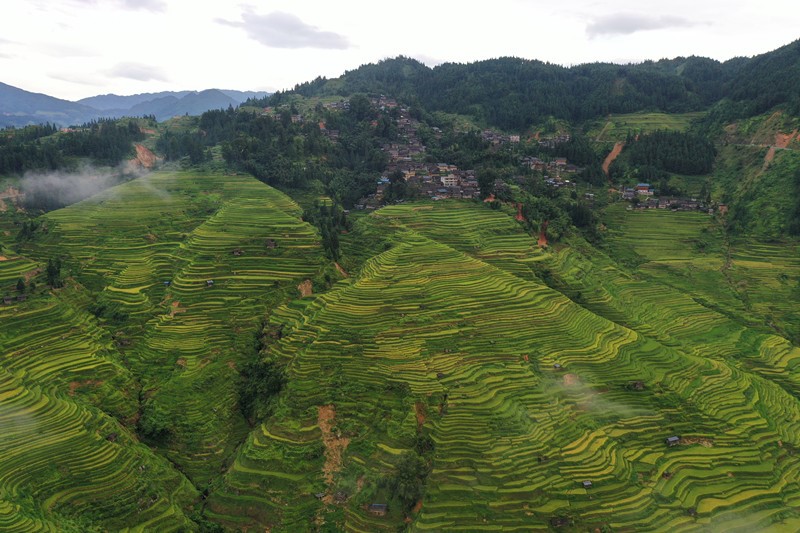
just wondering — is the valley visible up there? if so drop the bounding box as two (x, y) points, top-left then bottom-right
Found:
(1, 38), (800, 532)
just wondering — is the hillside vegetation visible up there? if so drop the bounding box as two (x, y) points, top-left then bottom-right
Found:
(1, 38), (799, 532)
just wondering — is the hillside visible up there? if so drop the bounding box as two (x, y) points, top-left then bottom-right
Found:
(1, 171), (326, 530)
(3, 180), (799, 530)
(1, 38), (799, 532)
(274, 40), (800, 131)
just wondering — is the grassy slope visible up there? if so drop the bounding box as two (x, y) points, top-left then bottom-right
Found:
(208, 200), (800, 531)
(587, 112), (705, 143)
(3, 173), (799, 531)
(0, 171), (326, 530)
(601, 203), (800, 342)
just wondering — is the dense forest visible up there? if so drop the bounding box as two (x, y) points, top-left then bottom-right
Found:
(0, 119), (145, 175)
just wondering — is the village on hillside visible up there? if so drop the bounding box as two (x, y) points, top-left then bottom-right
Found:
(263, 96), (726, 215)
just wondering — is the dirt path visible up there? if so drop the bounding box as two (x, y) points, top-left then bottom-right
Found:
(602, 142), (624, 176)
(763, 146), (777, 169)
(334, 262), (349, 278)
(595, 119), (611, 142)
(318, 405), (350, 504)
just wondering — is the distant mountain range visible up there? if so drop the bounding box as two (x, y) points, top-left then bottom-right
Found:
(0, 84), (270, 127)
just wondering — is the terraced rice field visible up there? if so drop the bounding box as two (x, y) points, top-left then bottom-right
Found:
(604, 205), (800, 341)
(376, 201), (545, 278)
(207, 202), (800, 531)
(0, 289), (199, 531)
(0, 171), (325, 529)
(3, 186), (800, 530)
(727, 240), (800, 341)
(591, 112), (706, 142)
(0, 250), (36, 289)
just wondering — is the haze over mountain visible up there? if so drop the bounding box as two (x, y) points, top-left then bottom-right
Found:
(0, 85), (271, 127)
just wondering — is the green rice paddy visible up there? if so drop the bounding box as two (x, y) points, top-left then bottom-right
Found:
(590, 112), (705, 143)
(2, 179), (799, 531)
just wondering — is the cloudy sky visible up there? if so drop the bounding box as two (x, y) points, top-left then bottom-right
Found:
(2, 0), (798, 101)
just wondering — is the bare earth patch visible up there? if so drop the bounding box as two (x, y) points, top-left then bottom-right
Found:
(176, 358), (187, 368)
(298, 279), (313, 298)
(334, 262), (349, 278)
(24, 268), (41, 283)
(68, 380), (103, 396)
(680, 437), (714, 448)
(538, 220), (549, 248)
(764, 146), (777, 168)
(415, 402), (427, 430)
(775, 130), (797, 149)
(318, 404), (350, 504)
(602, 142), (624, 175)
(169, 300), (187, 317)
(134, 144), (158, 168)
(0, 256), (7, 261)
(563, 373), (581, 387)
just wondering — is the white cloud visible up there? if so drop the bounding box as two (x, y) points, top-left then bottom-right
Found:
(217, 9), (351, 50)
(587, 13), (705, 38)
(105, 62), (168, 82)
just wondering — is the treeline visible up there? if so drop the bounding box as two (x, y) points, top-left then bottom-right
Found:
(0, 119), (145, 175)
(274, 39), (800, 131)
(0, 124), (62, 174)
(275, 55), (755, 131)
(57, 119), (145, 165)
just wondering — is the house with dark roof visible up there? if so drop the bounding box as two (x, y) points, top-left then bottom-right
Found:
(368, 503), (388, 516)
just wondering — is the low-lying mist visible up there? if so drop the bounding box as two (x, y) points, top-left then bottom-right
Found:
(20, 163), (150, 211)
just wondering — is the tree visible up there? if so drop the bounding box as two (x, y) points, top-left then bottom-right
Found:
(476, 168), (498, 199)
(388, 452), (429, 511)
(137, 402), (172, 443)
(46, 258), (63, 288)
(15, 278), (25, 293)
(238, 360), (286, 421)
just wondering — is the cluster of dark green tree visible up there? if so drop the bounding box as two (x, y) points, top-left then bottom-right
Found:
(267, 39), (800, 131)
(265, 54), (759, 131)
(0, 119), (145, 175)
(0, 124), (62, 174)
(623, 130), (716, 175)
(515, 179), (601, 243)
(155, 130), (209, 165)
(158, 96), (395, 207)
(302, 202), (350, 261)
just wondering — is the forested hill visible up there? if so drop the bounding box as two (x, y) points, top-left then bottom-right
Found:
(268, 39), (800, 131)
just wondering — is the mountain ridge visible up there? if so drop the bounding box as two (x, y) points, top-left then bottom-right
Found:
(0, 84), (271, 127)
